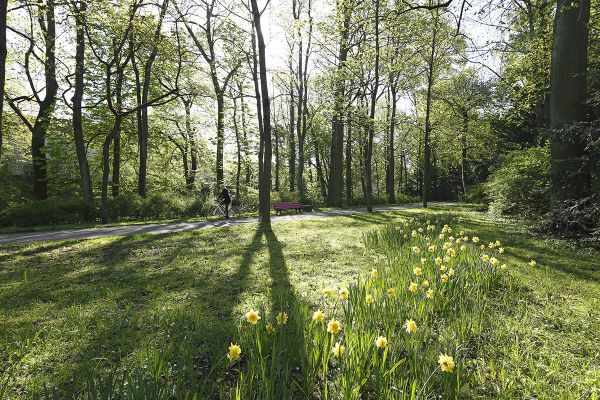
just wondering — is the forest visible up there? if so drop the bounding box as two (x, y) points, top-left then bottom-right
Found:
(0, 0), (596, 236)
(0, 1), (599, 398)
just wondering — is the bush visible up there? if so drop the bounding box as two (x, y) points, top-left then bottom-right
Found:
(485, 146), (550, 217)
(0, 198), (95, 227)
(460, 183), (489, 206)
(541, 194), (600, 248)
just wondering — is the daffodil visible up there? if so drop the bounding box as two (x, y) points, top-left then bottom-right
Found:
(366, 294), (374, 304)
(370, 269), (378, 279)
(332, 342), (345, 358)
(409, 282), (418, 293)
(312, 310), (325, 323)
(435, 257), (443, 266)
(529, 260), (537, 267)
(481, 254), (490, 262)
(438, 354), (455, 373)
(418, 227), (424, 233)
(412, 246), (420, 254)
(276, 312), (288, 325)
(375, 336), (388, 349)
(428, 245), (436, 252)
(421, 257), (427, 264)
(447, 248), (456, 257)
(404, 319), (417, 333)
(412, 230), (417, 237)
(480, 244), (486, 250)
(460, 245), (466, 251)
(448, 268), (455, 276)
(439, 233), (445, 240)
(245, 310), (260, 325)
(441, 274), (449, 283)
(266, 322), (275, 334)
(387, 288), (396, 298)
(472, 236), (480, 243)
(500, 263), (508, 270)
(324, 288), (335, 298)
(488, 242), (495, 249)
(459, 231), (465, 236)
(421, 280), (430, 289)
(413, 267), (422, 276)
(498, 247), (505, 254)
(426, 289), (434, 298)
(227, 343), (241, 361)
(490, 257), (500, 267)
(440, 265), (447, 272)
(327, 319), (341, 334)
(339, 287), (349, 300)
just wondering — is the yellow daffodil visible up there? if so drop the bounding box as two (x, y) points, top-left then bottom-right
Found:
(409, 282), (418, 293)
(448, 236), (455, 242)
(426, 289), (434, 298)
(463, 236), (469, 242)
(480, 244), (486, 250)
(266, 322), (275, 334)
(370, 269), (378, 279)
(339, 287), (349, 300)
(490, 257), (500, 267)
(460, 245), (466, 251)
(413, 267), (422, 276)
(481, 254), (490, 262)
(459, 231), (465, 236)
(495, 240), (502, 247)
(448, 268), (455, 276)
(500, 263), (508, 270)
(439, 233), (445, 240)
(332, 342), (345, 358)
(366, 294), (374, 304)
(438, 354), (455, 373)
(422, 280), (430, 289)
(387, 288), (396, 298)
(276, 312), (288, 325)
(498, 247), (505, 254)
(412, 230), (417, 237)
(441, 274), (449, 283)
(421, 257), (427, 264)
(375, 336), (388, 349)
(324, 288), (335, 298)
(245, 310), (260, 325)
(529, 260), (537, 267)
(488, 242), (495, 248)
(428, 245), (436, 252)
(227, 343), (241, 361)
(440, 265), (447, 272)
(472, 236), (480, 243)
(312, 310), (325, 323)
(412, 246), (420, 254)
(327, 319), (341, 334)
(447, 248), (456, 257)
(418, 227), (424, 233)
(435, 257), (443, 266)
(404, 319), (417, 334)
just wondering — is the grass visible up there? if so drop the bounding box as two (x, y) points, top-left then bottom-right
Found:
(0, 206), (598, 398)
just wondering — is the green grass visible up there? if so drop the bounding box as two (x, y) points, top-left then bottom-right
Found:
(0, 207), (598, 398)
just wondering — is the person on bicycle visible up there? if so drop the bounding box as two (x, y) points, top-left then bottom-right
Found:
(216, 185), (231, 219)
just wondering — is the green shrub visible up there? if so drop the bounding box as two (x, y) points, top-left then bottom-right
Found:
(485, 146), (550, 217)
(0, 198), (95, 227)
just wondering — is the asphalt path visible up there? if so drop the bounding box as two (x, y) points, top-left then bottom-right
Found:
(0, 203), (451, 245)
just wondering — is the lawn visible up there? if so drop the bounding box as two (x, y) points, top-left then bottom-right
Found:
(0, 207), (598, 398)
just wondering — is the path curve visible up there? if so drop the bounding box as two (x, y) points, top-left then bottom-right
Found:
(0, 203), (452, 245)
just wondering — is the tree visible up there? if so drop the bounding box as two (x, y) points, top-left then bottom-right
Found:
(0, 0), (7, 163)
(6, 0), (58, 200)
(175, 0), (242, 189)
(549, 0), (591, 206)
(70, 0), (93, 202)
(250, 0), (272, 230)
(327, 0), (351, 207)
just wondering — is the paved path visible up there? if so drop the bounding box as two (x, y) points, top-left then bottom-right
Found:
(0, 203), (450, 245)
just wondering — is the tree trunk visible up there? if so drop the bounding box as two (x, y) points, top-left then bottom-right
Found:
(275, 125), (280, 191)
(32, 0), (58, 200)
(288, 74), (296, 191)
(315, 139), (327, 200)
(461, 112), (468, 195)
(71, 0), (93, 201)
(365, 0), (380, 212)
(184, 98), (197, 192)
(215, 93), (225, 186)
(345, 110), (353, 205)
(138, 0), (169, 197)
(250, 0), (272, 230)
(296, 16), (305, 200)
(0, 0), (8, 163)
(387, 84), (397, 203)
(549, 0), (591, 205)
(327, 0), (350, 208)
(233, 96), (242, 195)
(423, 9), (439, 208)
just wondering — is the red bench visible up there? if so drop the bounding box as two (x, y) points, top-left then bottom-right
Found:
(273, 201), (303, 215)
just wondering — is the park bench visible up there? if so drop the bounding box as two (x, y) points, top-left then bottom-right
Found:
(273, 201), (306, 215)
